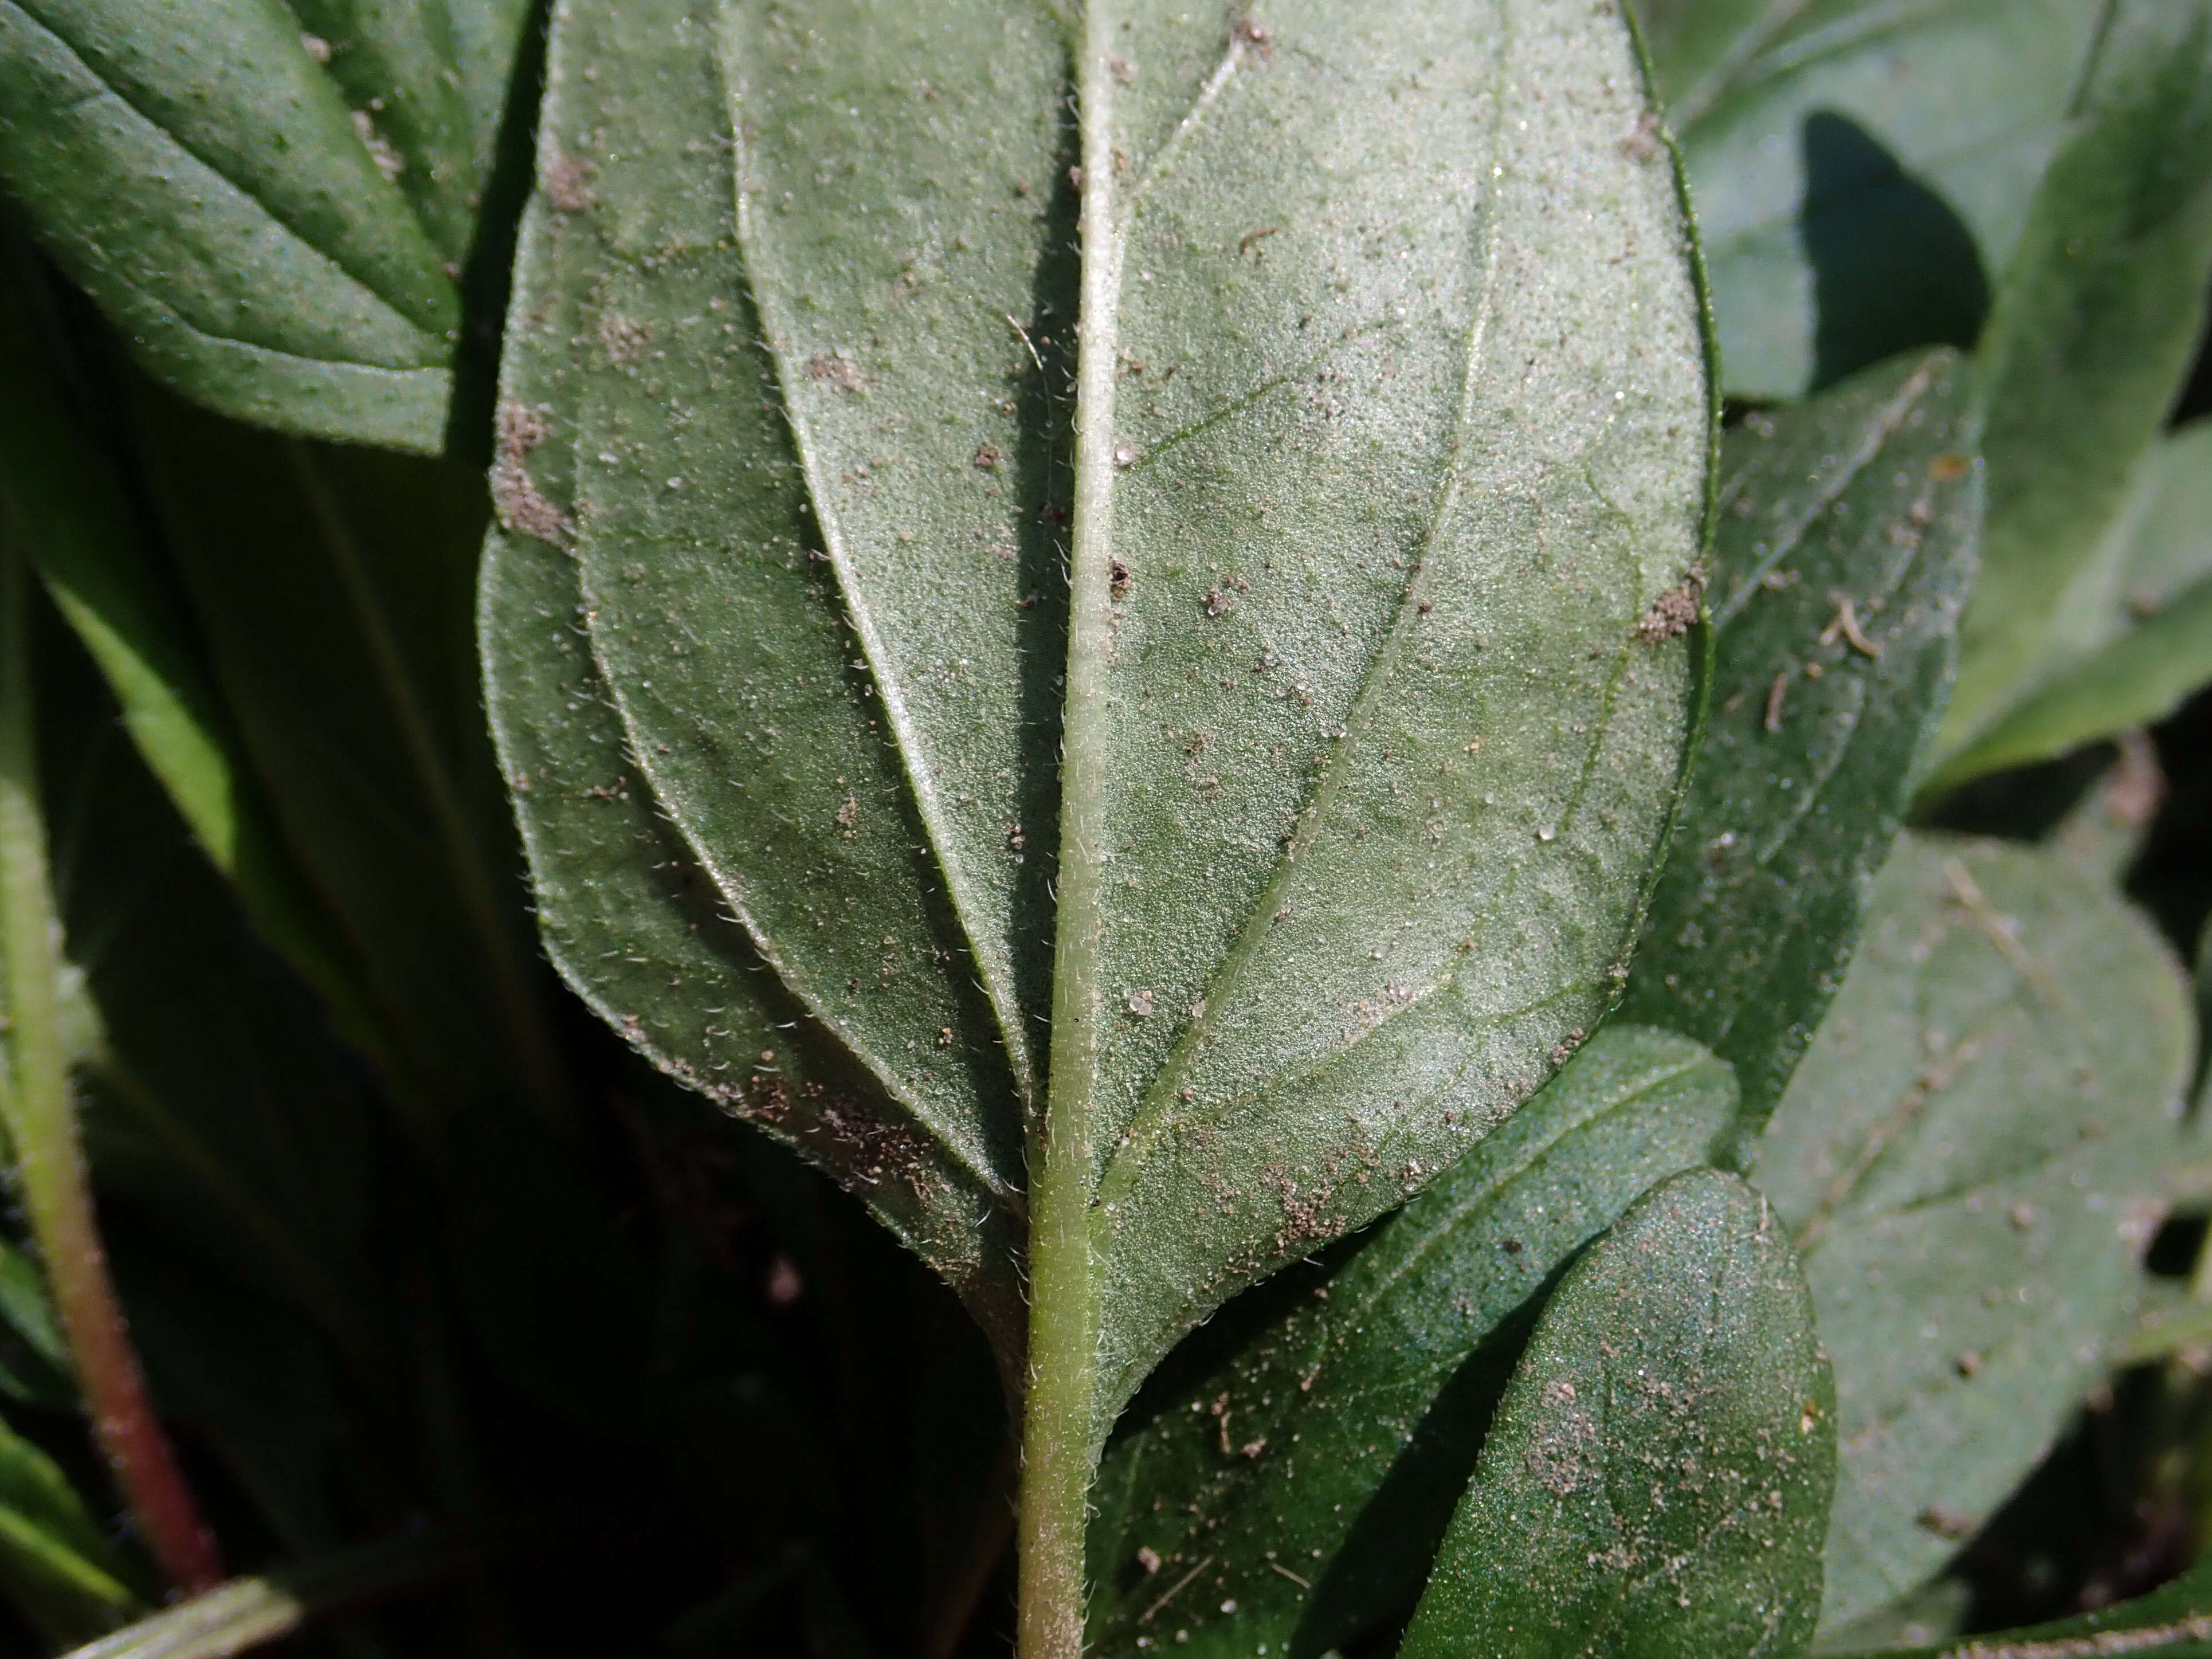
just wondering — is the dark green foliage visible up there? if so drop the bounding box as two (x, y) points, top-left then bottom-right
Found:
(0, 0), (2205, 1655)
(1398, 1169), (1835, 1659)
(1620, 348), (1981, 1129)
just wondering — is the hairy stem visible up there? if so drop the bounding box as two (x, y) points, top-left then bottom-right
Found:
(0, 535), (223, 1594)
(1018, 7), (1124, 1657)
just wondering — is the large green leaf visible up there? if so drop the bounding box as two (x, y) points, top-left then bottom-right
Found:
(1619, 348), (1979, 1129)
(1755, 833), (2194, 1631)
(0, 0), (532, 450)
(1932, 419), (2212, 787)
(1649, 0), (2107, 399)
(1085, 1025), (1739, 1658)
(483, 0), (1709, 1429)
(1935, 0), (2212, 771)
(1397, 1168), (1834, 1659)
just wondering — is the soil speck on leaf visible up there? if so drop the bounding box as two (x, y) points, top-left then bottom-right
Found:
(1634, 573), (1702, 641)
(492, 402), (571, 541)
(542, 150), (597, 212)
(805, 349), (865, 392)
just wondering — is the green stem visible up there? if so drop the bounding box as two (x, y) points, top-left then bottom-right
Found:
(0, 536), (223, 1594)
(1018, 10), (1123, 1657)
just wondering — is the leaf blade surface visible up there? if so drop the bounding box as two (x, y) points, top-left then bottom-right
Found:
(1756, 833), (2193, 1631)
(1397, 1167), (1836, 1659)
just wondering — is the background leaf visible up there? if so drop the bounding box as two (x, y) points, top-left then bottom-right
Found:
(1648, 0), (2107, 399)
(1934, 0), (2212, 771)
(1755, 832), (2195, 1631)
(0, 0), (512, 449)
(1396, 1167), (1835, 1659)
(1620, 347), (1979, 1129)
(1933, 419), (2212, 786)
(1086, 1025), (1740, 1659)
(488, 0), (1709, 1424)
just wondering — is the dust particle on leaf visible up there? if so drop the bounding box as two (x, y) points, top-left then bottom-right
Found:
(541, 150), (597, 213)
(805, 349), (865, 393)
(492, 402), (571, 541)
(973, 442), (1001, 470)
(598, 309), (652, 364)
(1634, 573), (1701, 641)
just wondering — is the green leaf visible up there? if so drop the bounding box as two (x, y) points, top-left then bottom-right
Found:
(1932, 420), (2212, 787)
(0, 0), (459, 448)
(0, 258), (381, 1046)
(485, 0), (1708, 1445)
(1620, 348), (1979, 1129)
(1935, 0), (2212, 771)
(0, 1407), (144, 1646)
(1650, 0), (2107, 399)
(0, 0), (534, 450)
(1755, 832), (2194, 1632)
(1828, 1558), (2212, 1659)
(130, 390), (565, 1121)
(1397, 1168), (1835, 1659)
(1086, 1025), (1742, 1659)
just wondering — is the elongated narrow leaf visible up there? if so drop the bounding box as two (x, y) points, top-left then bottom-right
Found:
(1830, 1558), (2212, 1659)
(1398, 1168), (1835, 1659)
(0, 1408), (143, 1646)
(1935, 0), (2212, 768)
(1648, 0), (2107, 399)
(1086, 1025), (1740, 1658)
(0, 265), (382, 1051)
(0, 0), (531, 450)
(1933, 420), (2212, 786)
(1756, 833), (2193, 1631)
(132, 391), (564, 1121)
(1621, 348), (1978, 1129)
(484, 0), (1709, 1409)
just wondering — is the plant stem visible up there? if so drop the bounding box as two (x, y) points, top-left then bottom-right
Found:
(1018, 7), (1125, 1658)
(0, 534), (223, 1595)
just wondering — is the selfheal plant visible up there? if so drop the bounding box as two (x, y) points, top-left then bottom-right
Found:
(0, 0), (2207, 1653)
(482, 0), (1707, 1644)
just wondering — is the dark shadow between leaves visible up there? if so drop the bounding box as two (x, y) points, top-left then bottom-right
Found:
(1801, 111), (1990, 391)
(1287, 1277), (1565, 1659)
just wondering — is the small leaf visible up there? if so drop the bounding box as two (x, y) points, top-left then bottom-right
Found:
(1649, 0), (2108, 398)
(1932, 421), (2212, 787)
(1755, 832), (2194, 1631)
(1935, 0), (2212, 769)
(1086, 1025), (1740, 1658)
(485, 0), (1710, 1425)
(1620, 348), (1980, 1129)
(1397, 1168), (1835, 1659)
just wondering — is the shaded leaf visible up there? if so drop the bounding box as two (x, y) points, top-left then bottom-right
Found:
(1829, 1556), (2212, 1658)
(1755, 833), (2194, 1631)
(1085, 1024), (1740, 1658)
(1621, 348), (1979, 1129)
(1935, 0), (2212, 771)
(1650, 0), (2107, 398)
(1933, 420), (2212, 786)
(1397, 1168), (1834, 1659)
(0, 1409), (143, 1646)
(132, 391), (564, 1122)
(487, 0), (1708, 1423)
(0, 0), (482, 449)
